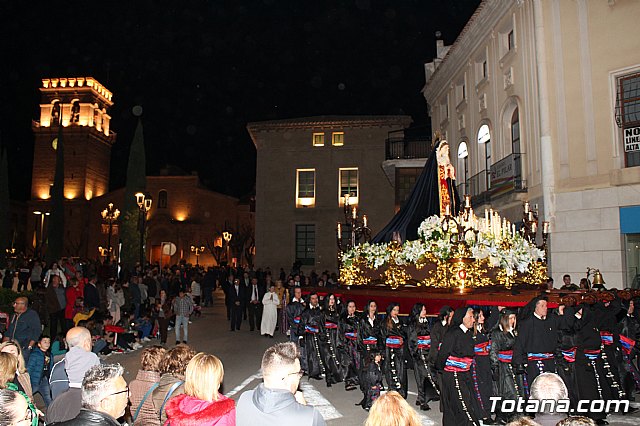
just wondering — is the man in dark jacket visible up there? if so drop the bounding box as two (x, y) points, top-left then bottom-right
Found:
(3, 296), (41, 363)
(237, 342), (325, 426)
(83, 275), (101, 311)
(46, 275), (67, 337)
(229, 278), (246, 331)
(56, 363), (128, 426)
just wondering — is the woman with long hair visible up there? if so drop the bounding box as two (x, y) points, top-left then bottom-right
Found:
(407, 303), (439, 411)
(274, 279), (288, 335)
(320, 293), (344, 387)
(470, 309), (493, 423)
(379, 303), (408, 398)
(0, 342), (33, 400)
(164, 353), (235, 426)
(364, 390), (421, 426)
(489, 309), (522, 424)
(340, 300), (360, 391)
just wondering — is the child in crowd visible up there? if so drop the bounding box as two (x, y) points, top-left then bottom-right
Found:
(358, 352), (385, 411)
(26, 335), (53, 407)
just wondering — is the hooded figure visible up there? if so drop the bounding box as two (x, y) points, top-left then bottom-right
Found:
(436, 307), (481, 426)
(407, 303), (439, 410)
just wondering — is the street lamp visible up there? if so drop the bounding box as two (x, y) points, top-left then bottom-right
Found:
(190, 245), (206, 266)
(135, 192), (152, 268)
(101, 203), (120, 263)
(98, 246), (111, 259)
(222, 231), (232, 263)
(32, 211), (50, 257)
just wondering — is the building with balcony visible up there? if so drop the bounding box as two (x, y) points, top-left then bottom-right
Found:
(422, 0), (640, 288)
(248, 115), (413, 273)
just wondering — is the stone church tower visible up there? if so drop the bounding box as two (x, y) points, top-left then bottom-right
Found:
(29, 77), (117, 257)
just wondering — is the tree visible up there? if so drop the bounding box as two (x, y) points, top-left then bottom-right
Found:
(0, 142), (9, 268)
(119, 118), (147, 271)
(46, 124), (65, 264)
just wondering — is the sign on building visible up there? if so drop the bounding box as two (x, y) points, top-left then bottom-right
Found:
(624, 126), (640, 152)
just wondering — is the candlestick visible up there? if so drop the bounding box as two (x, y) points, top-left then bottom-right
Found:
(352, 207), (357, 219)
(485, 208), (489, 223)
(445, 204), (450, 216)
(524, 201), (530, 214)
(543, 221), (549, 234)
(528, 211), (533, 221)
(363, 215), (368, 228)
(512, 224), (516, 237)
(464, 195), (471, 208)
(337, 222), (341, 239)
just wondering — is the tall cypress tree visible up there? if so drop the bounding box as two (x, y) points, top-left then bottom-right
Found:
(0, 142), (9, 269)
(119, 118), (147, 271)
(46, 124), (65, 264)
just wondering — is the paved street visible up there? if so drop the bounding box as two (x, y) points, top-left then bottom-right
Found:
(110, 290), (640, 426)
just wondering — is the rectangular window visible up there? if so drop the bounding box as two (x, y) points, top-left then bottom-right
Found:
(295, 224), (315, 266)
(296, 169), (315, 207)
(395, 168), (422, 210)
(617, 72), (640, 167)
(339, 168), (358, 204)
(312, 133), (325, 146)
(332, 132), (344, 146)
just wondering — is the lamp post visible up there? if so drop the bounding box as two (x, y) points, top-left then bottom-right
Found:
(135, 192), (152, 268)
(98, 246), (111, 259)
(222, 231), (232, 263)
(101, 203), (120, 263)
(33, 211), (50, 257)
(191, 245), (206, 266)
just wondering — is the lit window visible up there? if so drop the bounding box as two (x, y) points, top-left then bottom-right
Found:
(332, 132), (344, 146)
(339, 168), (358, 205)
(296, 169), (316, 208)
(312, 133), (325, 146)
(295, 224), (315, 266)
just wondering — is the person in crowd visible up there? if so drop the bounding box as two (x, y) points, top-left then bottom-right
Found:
(246, 277), (264, 332)
(3, 297), (41, 364)
(172, 289), (194, 345)
(560, 274), (578, 291)
(46, 275), (67, 338)
(357, 351), (384, 411)
(573, 304), (612, 425)
(592, 295), (625, 401)
(84, 275), (101, 311)
(47, 327), (101, 423)
(489, 308), (522, 424)
(201, 267), (216, 307)
(26, 334), (53, 407)
(505, 418), (542, 426)
(340, 300), (360, 392)
(320, 293), (343, 387)
(407, 303), (438, 411)
(229, 278), (245, 332)
(528, 372), (569, 426)
(51, 333), (68, 360)
(513, 297), (565, 384)
(436, 307), (481, 426)
(299, 292), (326, 380)
(274, 279), (288, 335)
(106, 280), (121, 325)
(556, 417), (596, 426)
(130, 275), (143, 319)
(261, 283), (279, 338)
(428, 305), (453, 398)
(0, 342), (33, 400)
(156, 289), (172, 345)
(236, 342), (325, 426)
(286, 287), (305, 341)
(364, 390), (421, 426)
(164, 353), (235, 426)
(152, 344), (196, 424)
(0, 388), (39, 426)
(379, 303), (407, 398)
(30, 260), (43, 289)
(44, 262), (67, 287)
(221, 274), (233, 321)
(64, 279), (83, 331)
(358, 300), (381, 364)
(55, 363), (129, 426)
(617, 297), (640, 400)
(471, 308), (494, 423)
(129, 346), (167, 426)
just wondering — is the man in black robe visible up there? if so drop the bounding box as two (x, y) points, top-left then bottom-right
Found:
(299, 293), (326, 380)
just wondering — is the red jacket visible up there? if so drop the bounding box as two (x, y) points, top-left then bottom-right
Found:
(65, 286), (83, 319)
(164, 394), (235, 426)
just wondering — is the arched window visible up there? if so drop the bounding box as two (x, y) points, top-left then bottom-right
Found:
(51, 101), (61, 125)
(477, 124), (491, 191)
(158, 190), (168, 209)
(457, 141), (469, 195)
(71, 100), (80, 124)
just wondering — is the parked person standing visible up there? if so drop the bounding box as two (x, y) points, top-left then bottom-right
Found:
(46, 275), (67, 337)
(261, 284), (279, 338)
(172, 289), (194, 345)
(247, 277), (264, 332)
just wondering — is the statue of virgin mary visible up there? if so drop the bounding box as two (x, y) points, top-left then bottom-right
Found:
(372, 137), (460, 243)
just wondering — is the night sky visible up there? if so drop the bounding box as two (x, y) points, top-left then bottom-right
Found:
(0, 0), (480, 201)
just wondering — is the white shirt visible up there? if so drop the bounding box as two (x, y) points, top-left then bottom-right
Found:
(460, 324), (469, 333)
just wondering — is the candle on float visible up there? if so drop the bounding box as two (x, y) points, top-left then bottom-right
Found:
(337, 222), (342, 239)
(464, 195), (471, 208)
(485, 208), (489, 223)
(445, 204), (451, 216)
(352, 207), (357, 219)
(363, 215), (368, 228)
(528, 211), (533, 221)
(543, 221), (549, 234)
(524, 201), (530, 214)
(531, 221), (537, 234)
(512, 223), (516, 237)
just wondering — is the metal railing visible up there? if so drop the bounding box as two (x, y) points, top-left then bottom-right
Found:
(385, 137), (431, 160)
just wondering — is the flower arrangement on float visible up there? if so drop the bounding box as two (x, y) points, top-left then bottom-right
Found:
(340, 206), (547, 290)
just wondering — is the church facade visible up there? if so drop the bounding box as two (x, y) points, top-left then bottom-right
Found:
(423, 0), (640, 288)
(28, 77), (253, 267)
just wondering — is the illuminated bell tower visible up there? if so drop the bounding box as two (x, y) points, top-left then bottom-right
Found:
(31, 77), (116, 202)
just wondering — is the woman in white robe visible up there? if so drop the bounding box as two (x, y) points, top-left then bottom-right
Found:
(261, 283), (279, 337)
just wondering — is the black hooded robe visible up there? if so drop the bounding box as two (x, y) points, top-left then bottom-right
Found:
(299, 305), (326, 379)
(380, 317), (408, 398)
(408, 318), (440, 405)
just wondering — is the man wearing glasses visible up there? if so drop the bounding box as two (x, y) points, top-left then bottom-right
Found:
(3, 297), (41, 363)
(237, 342), (326, 426)
(55, 364), (129, 426)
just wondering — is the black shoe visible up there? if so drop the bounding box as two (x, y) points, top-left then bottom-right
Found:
(482, 418), (496, 425)
(269, 335), (274, 338)
(230, 329), (235, 331)
(182, 341), (187, 344)
(175, 341), (180, 345)
(415, 400), (423, 406)
(250, 328), (255, 331)
(420, 403), (431, 411)
(595, 420), (608, 426)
